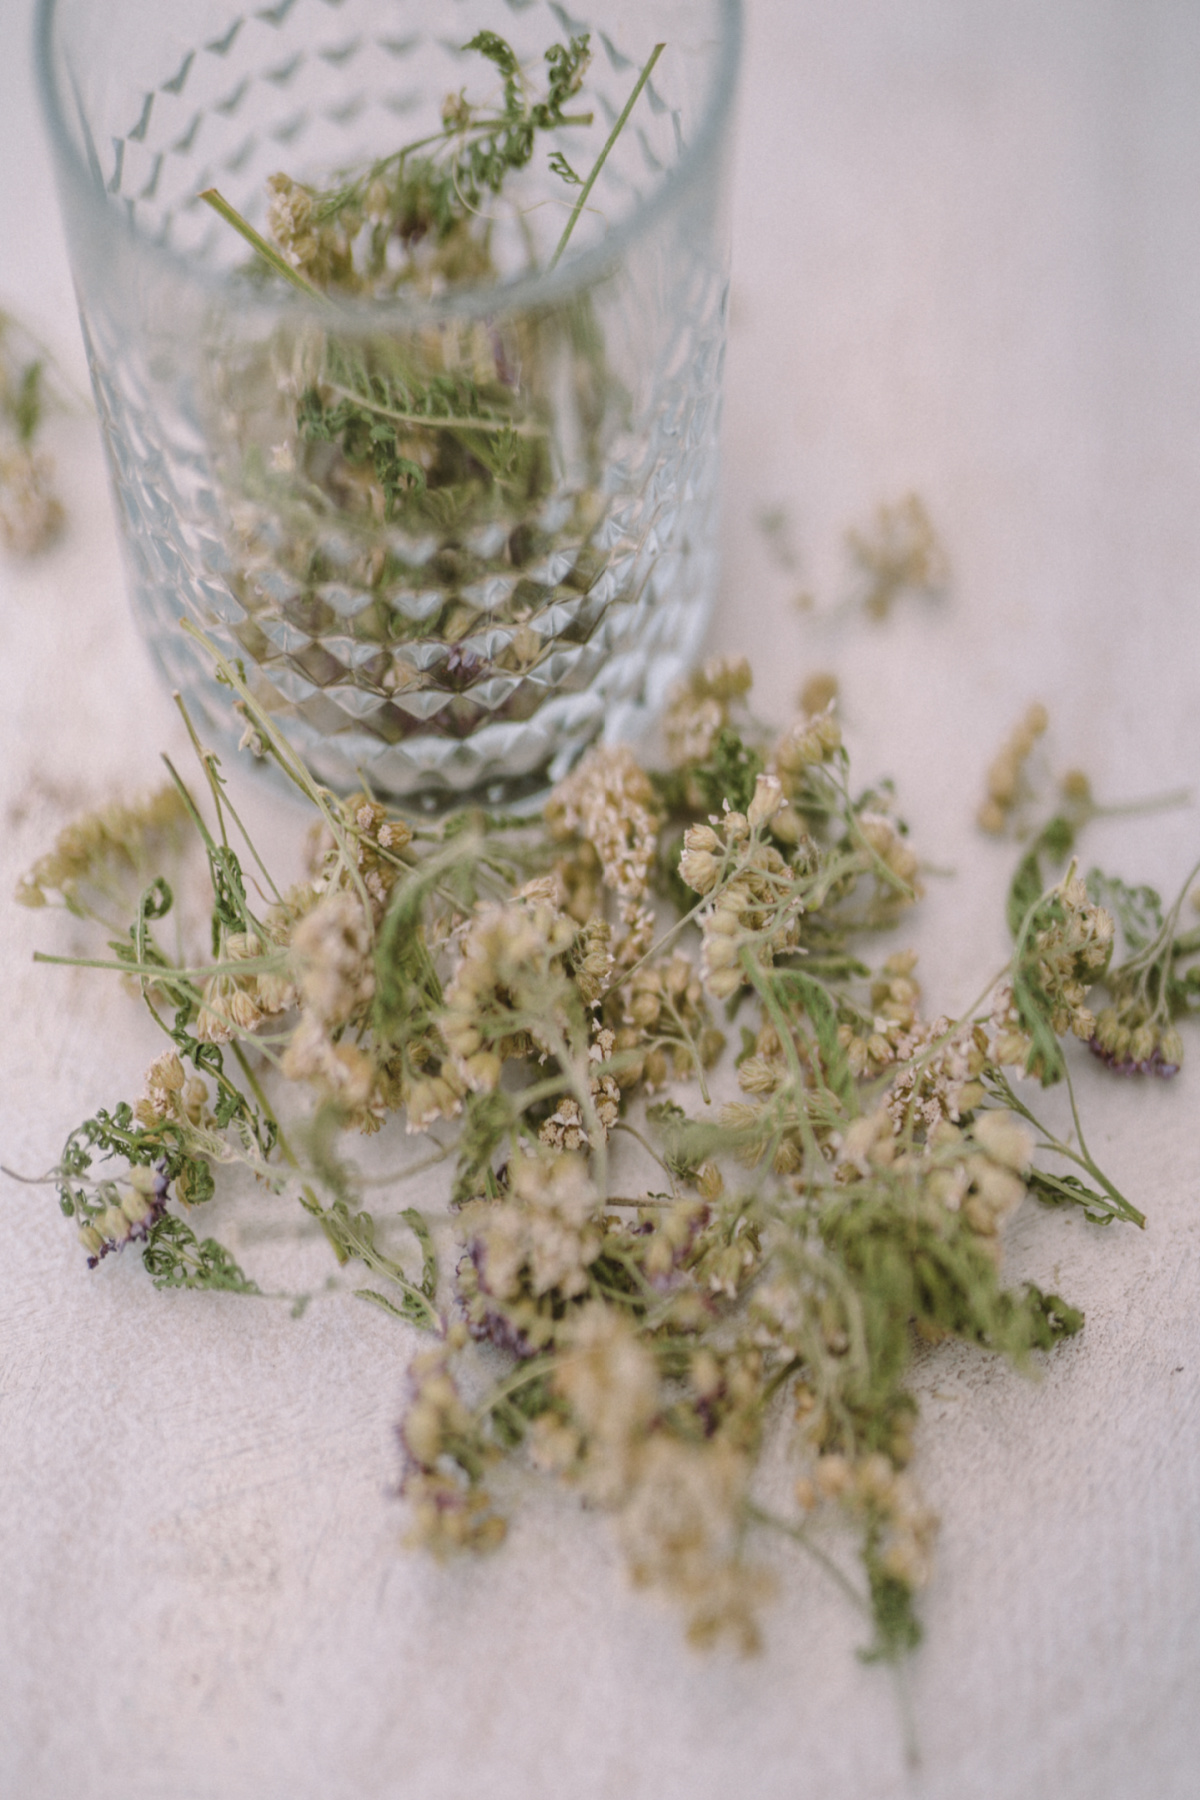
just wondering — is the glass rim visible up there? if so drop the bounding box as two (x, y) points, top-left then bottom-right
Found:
(35, 0), (742, 324)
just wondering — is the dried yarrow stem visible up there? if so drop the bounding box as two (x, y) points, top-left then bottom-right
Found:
(21, 630), (1190, 1686)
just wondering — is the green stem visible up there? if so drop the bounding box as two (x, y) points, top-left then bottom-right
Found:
(473, 1354), (558, 1424)
(745, 1502), (870, 1615)
(988, 1068), (1144, 1228)
(547, 43), (665, 271)
(174, 692), (284, 906)
(199, 188), (329, 302)
(32, 950), (288, 985)
(742, 952), (826, 1177)
(177, 624), (376, 935)
(322, 379), (547, 438)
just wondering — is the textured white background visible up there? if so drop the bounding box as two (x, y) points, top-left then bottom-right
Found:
(3, 2), (1200, 1797)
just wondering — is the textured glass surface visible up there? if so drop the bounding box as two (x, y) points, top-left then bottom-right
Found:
(39, 0), (739, 807)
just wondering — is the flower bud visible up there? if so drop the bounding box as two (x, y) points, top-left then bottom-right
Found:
(228, 988), (263, 1031)
(856, 1453), (896, 1505)
(182, 1077), (209, 1123)
(747, 773), (784, 831)
(101, 1204), (132, 1244)
(118, 1184), (154, 1226)
(815, 1453), (852, 1499)
(402, 1401), (443, 1469)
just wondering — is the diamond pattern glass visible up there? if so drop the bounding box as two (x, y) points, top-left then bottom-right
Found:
(39, 0), (740, 809)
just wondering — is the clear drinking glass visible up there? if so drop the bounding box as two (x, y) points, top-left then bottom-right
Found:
(37, 0), (741, 809)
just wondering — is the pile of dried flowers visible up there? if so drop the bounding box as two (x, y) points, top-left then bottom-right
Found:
(17, 631), (1200, 1676)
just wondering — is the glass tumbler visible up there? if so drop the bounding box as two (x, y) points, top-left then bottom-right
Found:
(37, 0), (741, 809)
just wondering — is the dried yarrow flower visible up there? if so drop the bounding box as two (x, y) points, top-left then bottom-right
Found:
(32, 615), (1158, 1682)
(399, 1337), (506, 1557)
(663, 655), (753, 767)
(15, 785), (187, 908)
(977, 702), (1049, 836)
(440, 886), (578, 1092)
(1027, 870), (1114, 1041)
(290, 889), (375, 1028)
(885, 1015), (986, 1136)
(697, 815), (801, 1001)
(548, 744), (661, 919)
(0, 446), (63, 556)
(618, 1433), (770, 1652)
(846, 492), (948, 620)
(539, 1026), (620, 1151)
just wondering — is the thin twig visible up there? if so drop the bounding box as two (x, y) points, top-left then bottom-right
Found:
(547, 44), (665, 271)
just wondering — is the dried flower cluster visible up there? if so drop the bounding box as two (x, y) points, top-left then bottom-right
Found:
(978, 705), (1199, 1084)
(977, 702), (1049, 835)
(845, 493), (949, 620)
(24, 641), (1191, 1676)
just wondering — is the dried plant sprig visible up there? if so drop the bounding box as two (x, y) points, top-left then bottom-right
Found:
(202, 27), (625, 303)
(977, 702), (1049, 836)
(19, 643), (1178, 1692)
(978, 705), (1194, 1080)
(1085, 855), (1200, 1076)
(0, 308), (74, 556)
(846, 494), (949, 620)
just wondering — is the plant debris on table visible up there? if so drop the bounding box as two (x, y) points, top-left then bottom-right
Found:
(0, 309), (68, 556)
(18, 628), (1198, 1682)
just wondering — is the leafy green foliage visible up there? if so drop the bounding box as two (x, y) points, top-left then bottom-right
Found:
(1006, 814), (1076, 938)
(645, 1099), (706, 1180)
(451, 1090), (515, 1209)
(310, 30), (591, 248)
(652, 728), (766, 818)
(319, 1199), (440, 1329)
(296, 337), (553, 531)
(298, 389), (426, 515)
(769, 969), (856, 1109)
(373, 869), (444, 1052)
(1011, 973), (1066, 1084)
(55, 1105), (214, 1220)
(819, 1180), (1082, 1423)
(699, 729), (766, 815)
(549, 150), (582, 186)
(142, 1213), (259, 1293)
(10, 359), (44, 445)
(860, 1529), (923, 1663)
(1086, 869), (1164, 952)
(1026, 1167), (1144, 1228)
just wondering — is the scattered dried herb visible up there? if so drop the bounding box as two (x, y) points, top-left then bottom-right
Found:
(18, 633), (1178, 1701)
